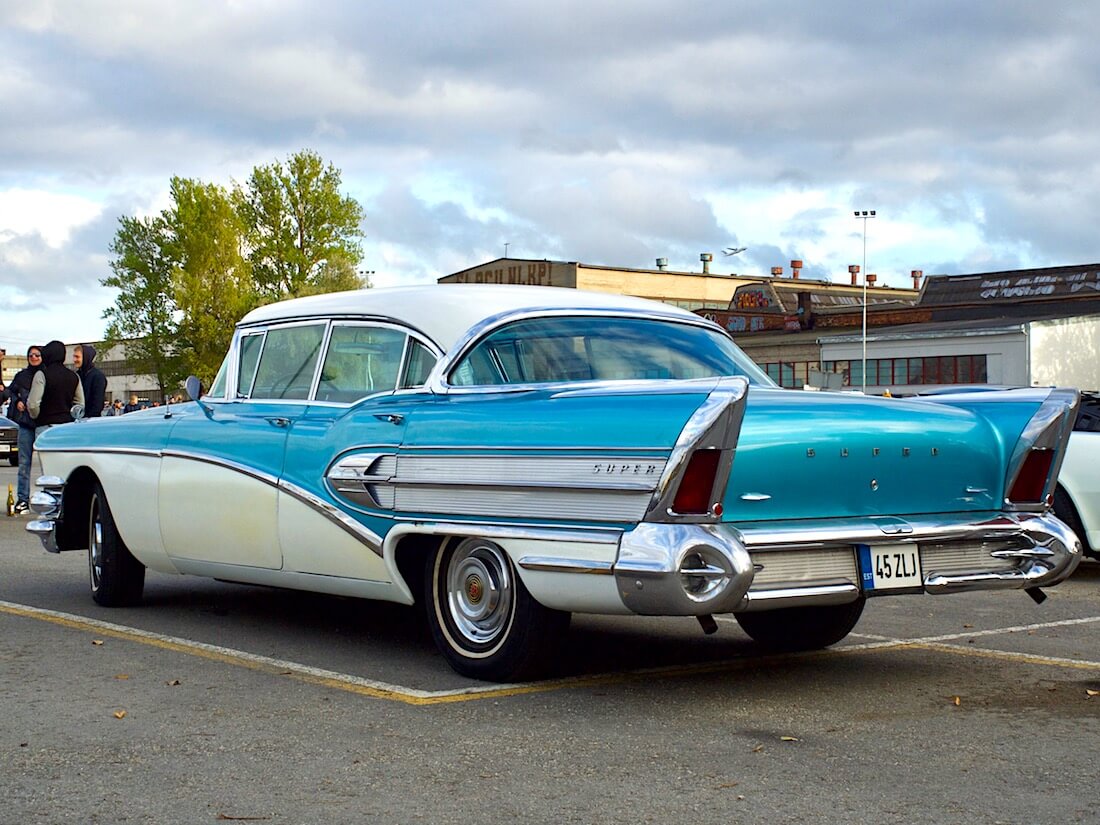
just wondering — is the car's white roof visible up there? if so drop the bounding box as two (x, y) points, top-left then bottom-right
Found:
(238, 284), (703, 352)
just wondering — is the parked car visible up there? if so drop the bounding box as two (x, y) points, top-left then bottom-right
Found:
(1052, 391), (1100, 562)
(27, 285), (1083, 680)
(0, 414), (18, 466)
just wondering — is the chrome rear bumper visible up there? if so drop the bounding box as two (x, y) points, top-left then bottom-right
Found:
(615, 511), (1081, 615)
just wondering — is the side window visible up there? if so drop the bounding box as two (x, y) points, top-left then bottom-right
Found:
(208, 354), (229, 399)
(316, 324), (407, 403)
(237, 333), (264, 398)
(400, 340), (438, 389)
(250, 323), (326, 400)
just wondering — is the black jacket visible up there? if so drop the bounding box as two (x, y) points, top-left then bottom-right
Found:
(77, 344), (107, 418)
(4, 347), (42, 429)
(34, 341), (81, 426)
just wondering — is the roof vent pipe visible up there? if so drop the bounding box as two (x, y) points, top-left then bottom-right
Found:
(771, 266), (783, 277)
(791, 259), (802, 279)
(867, 273), (877, 286)
(848, 264), (860, 286)
(656, 257), (669, 271)
(911, 269), (923, 289)
(700, 253), (713, 274)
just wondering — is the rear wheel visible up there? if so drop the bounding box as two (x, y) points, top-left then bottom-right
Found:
(734, 596), (866, 651)
(1053, 486), (1097, 561)
(89, 481), (145, 606)
(424, 537), (569, 681)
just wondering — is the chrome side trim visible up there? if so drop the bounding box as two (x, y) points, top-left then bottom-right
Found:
(388, 520), (623, 544)
(162, 450), (384, 557)
(327, 451), (668, 523)
(33, 446), (163, 457)
(517, 557), (615, 575)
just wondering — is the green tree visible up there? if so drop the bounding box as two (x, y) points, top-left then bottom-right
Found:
(102, 215), (185, 397)
(236, 149), (367, 300)
(165, 177), (256, 385)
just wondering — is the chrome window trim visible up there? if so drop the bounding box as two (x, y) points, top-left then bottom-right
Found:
(236, 330), (267, 399)
(426, 307), (767, 395)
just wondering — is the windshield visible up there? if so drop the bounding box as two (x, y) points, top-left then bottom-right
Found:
(449, 316), (773, 387)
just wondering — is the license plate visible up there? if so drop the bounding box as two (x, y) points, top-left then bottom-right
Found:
(858, 544), (922, 592)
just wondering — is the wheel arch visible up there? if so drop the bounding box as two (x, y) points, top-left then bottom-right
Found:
(56, 466), (98, 551)
(1053, 482), (1095, 558)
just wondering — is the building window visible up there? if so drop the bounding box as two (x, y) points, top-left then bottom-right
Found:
(825, 355), (988, 388)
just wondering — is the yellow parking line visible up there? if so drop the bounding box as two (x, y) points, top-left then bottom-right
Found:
(3, 599), (1098, 704)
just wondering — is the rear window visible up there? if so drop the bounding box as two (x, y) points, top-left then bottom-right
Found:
(449, 316), (772, 387)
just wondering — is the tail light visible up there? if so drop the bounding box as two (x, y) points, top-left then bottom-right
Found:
(672, 449), (722, 515)
(1007, 448), (1054, 504)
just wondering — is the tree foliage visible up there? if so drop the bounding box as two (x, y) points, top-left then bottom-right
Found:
(101, 151), (368, 390)
(165, 177), (257, 386)
(102, 215), (185, 396)
(236, 149), (367, 301)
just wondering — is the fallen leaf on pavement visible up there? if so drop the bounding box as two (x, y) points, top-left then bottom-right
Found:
(952, 696), (962, 706)
(780, 736), (800, 742)
(166, 679), (181, 686)
(114, 674), (129, 680)
(1087, 689), (1099, 698)
(113, 710), (126, 719)
(91, 640), (104, 646)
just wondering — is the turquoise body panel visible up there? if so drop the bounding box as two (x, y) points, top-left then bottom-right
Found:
(36, 386), (1048, 537)
(724, 389), (1039, 521)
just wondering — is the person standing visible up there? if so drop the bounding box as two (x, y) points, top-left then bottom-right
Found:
(28, 340), (84, 430)
(123, 394), (141, 413)
(73, 344), (107, 418)
(2, 346), (43, 513)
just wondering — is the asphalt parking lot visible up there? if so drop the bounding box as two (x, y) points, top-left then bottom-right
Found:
(1, 462), (1098, 824)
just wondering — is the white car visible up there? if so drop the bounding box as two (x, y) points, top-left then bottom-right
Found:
(1053, 392), (1100, 562)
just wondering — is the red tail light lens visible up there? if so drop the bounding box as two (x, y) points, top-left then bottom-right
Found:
(672, 449), (721, 514)
(1008, 449), (1054, 503)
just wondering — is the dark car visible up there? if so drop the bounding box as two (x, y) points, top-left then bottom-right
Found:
(0, 415), (18, 466)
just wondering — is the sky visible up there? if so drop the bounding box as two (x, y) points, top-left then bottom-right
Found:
(2, 0), (1098, 351)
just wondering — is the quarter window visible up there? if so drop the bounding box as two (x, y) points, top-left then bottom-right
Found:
(237, 332), (264, 398)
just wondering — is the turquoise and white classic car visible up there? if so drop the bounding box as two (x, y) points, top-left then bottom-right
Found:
(28, 285), (1082, 680)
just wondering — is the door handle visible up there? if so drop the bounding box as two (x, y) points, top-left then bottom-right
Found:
(373, 413), (405, 425)
(266, 417), (291, 428)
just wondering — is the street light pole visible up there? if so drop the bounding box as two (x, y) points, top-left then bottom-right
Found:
(853, 210), (876, 393)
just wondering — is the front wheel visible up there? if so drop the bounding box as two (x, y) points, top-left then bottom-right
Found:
(734, 596), (866, 652)
(7, 454), (16, 466)
(424, 537), (569, 681)
(89, 481), (145, 606)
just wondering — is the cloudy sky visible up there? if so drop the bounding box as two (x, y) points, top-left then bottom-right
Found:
(2, 0), (1098, 350)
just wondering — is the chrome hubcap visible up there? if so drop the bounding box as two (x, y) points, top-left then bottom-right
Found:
(89, 497), (103, 591)
(445, 541), (513, 646)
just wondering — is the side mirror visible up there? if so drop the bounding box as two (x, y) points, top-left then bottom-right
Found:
(185, 376), (204, 401)
(71, 403), (85, 422)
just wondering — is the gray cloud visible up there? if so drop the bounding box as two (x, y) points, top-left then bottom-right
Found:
(1, 0), (1098, 342)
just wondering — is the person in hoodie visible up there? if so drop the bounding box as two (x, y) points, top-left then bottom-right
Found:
(0, 345), (44, 513)
(73, 344), (107, 418)
(28, 340), (84, 432)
